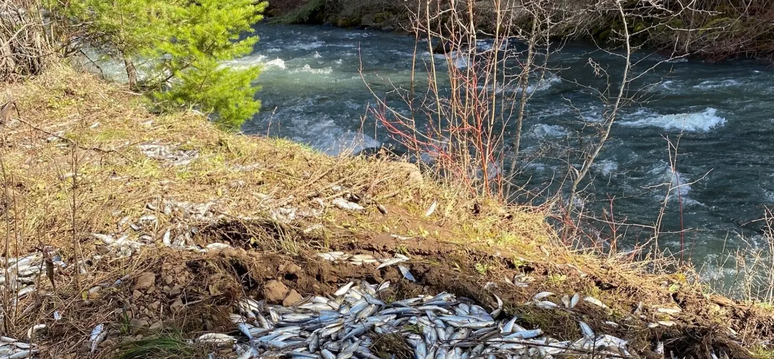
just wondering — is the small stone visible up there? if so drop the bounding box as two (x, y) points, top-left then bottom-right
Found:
(149, 321), (164, 330)
(163, 275), (174, 285)
(149, 301), (161, 311)
(129, 319), (148, 329)
(264, 280), (289, 303)
(171, 297), (185, 312)
(133, 290), (143, 299)
(169, 285), (182, 296)
(134, 272), (156, 291)
(283, 290), (303, 307)
(393, 162), (422, 185)
(283, 263), (302, 275)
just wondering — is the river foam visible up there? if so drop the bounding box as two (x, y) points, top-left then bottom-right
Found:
(621, 107), (726, 132)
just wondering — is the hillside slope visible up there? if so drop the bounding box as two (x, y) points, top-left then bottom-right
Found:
(0, 65), (771, 358)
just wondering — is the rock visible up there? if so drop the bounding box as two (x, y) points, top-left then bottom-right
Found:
(134, 272), (156, 291)
(264, 280), (289, 303)
(129, 318), (149, 329)
(393, 162), (423, 185)
(149, 321), (164, 330)
(282, 263), (302, 274)
(163, 275), (174, 285)
(283, 290), (303, 307)
(133, 290), (143, 299)
(361, 14), (378, 28)
(149, 301), (161, 311)
(171, 297), (185, 312)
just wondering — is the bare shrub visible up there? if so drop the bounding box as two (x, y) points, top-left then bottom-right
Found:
(0, 0), (51, 81)
(363, 0), (556, 200)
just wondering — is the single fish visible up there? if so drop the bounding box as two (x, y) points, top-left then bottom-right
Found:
(536, 301), (559, 309)
(532, 292), (554, 301)
(579, 321), (594, 340)
(90, 324), (106, 353)
(425, 201), (438, 217)
(376, 256), (409, 270)
(490, 294), (503, 318)
(583, 296), (609, 309)
(505, 329), (542, 339)
(570, 293), (580, 308)
(334, 282), (355, 296)
(398, 265), (416, 282)
(196, 333), (237, 344)
(501, 316), (517, 333)
(237, 322), (253, 339)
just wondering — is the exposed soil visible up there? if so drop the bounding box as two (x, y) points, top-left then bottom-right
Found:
(33, 219), (767, 358)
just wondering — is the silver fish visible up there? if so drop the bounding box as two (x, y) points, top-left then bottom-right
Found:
(238, 322), (253, 339)
(501, 317), (517, 333)
(579, 321), (594, 340)
(196, 333), (237, 344)
(532, 292), (554, 301)
(425, 201), (438, 217)
(89, 324), (106, 353)
(490, 294), (503, 318)
(376, 256), (409, 270)
(322, 349), (336, 359)
(398, 265), (416, 282)
(570, 293), (580, 308)
(583, 296), (609, 309)
(334, 282), (355, 296)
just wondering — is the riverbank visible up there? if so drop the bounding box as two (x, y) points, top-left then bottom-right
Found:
(266, 0), (774, 62)
(0, 65), (772, 358)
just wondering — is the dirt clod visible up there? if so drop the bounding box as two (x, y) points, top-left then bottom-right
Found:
(283, 289), (303, 307)
(264, 280), (289, 303)
(171, 297), (185, 312)
(283, 263), (302, 275)
(134, 272), (156, 291)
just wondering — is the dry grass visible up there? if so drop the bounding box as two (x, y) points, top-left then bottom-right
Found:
(0, 64), (549, 255)
(1, 64), (773, 357)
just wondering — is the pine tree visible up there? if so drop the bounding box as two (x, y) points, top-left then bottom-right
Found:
(150, 0), (266, 131)
(49, 0), (267, 130)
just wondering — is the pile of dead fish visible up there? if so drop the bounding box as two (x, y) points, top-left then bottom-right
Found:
(0, 253), (60, 359)
(138, 143), (198, 167)
(0, 337), (37, 359)
(91, 199), (234, 257)
(214, 280), (632, 359)
(0, 252), (65, 308)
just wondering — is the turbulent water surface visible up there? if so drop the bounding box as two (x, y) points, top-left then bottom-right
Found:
(87, 24), (774, 280)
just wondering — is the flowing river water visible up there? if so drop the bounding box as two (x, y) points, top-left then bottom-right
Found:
(85, 24), (774, 286)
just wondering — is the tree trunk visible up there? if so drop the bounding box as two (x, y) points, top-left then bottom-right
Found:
(123, 55), (138, 90)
